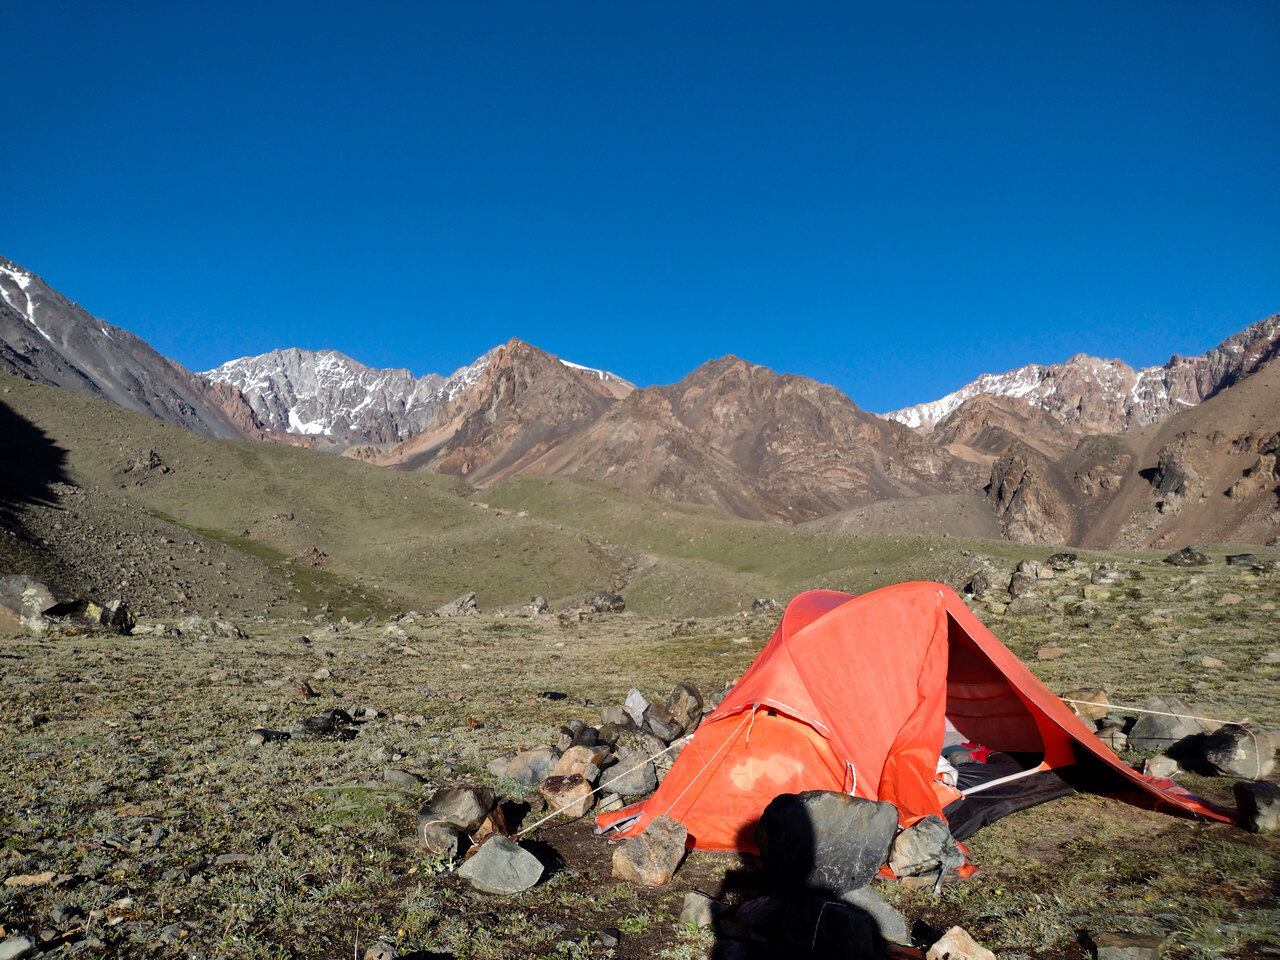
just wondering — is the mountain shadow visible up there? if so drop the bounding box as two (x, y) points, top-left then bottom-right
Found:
(0, 398), (70, 534)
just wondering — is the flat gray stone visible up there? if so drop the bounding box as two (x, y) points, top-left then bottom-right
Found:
(457, 836), (543, 894)
(1128, 696), (1202, 751)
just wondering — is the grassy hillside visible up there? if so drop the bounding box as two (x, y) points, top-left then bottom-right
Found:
(3, 375), (1268, 620)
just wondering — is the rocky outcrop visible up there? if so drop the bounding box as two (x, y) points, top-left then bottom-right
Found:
(432, 352), (983, 522)
(0, 256), (262, 440)
(887, 313), (1280, 434)
(986, 444), (1072, 543)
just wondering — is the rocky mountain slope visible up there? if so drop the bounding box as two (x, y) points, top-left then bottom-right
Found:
(378, 339), (630, 477)
(204, 347), (488, 444)
(383, 349), (982, 521)
(205, 346), (632, 446)
(0, 256), (265, 439)
(887, 313), (1280, 434)
(983, 357), (1280, 546)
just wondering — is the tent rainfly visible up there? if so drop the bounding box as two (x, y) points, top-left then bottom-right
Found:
(596, 583), (1231, 855)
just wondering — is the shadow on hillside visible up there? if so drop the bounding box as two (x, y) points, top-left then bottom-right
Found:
(0, 399), (70, 533)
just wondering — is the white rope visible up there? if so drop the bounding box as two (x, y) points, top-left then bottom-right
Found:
(515, 734), (689, 837)
(1062, 698), (1249, 728)
(660, 710), (754, 818)
(1063, 698), (1264, 780)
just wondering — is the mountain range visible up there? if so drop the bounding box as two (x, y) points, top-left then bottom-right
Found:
(2, 253), (1276, 547)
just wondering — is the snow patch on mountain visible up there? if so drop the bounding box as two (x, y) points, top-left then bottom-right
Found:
(203, 344), (635, 443)
(0, 261), (55, 344)
(886, 353), (1199, 432)
(884, 313), (1280, 435)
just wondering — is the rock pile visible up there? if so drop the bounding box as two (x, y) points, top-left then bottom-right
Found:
(1071, 688), (1279, 793)
(0, 575), (135, 636)
(487, 680), (707, 826)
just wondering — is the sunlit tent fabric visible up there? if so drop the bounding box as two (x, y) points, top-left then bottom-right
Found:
(596, 583), (1231, 854)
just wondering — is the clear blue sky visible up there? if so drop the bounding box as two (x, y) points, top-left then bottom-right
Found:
(3, 1), (1277, 412)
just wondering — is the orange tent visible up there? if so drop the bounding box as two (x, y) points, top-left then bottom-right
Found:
(596, 583), (1231, 853)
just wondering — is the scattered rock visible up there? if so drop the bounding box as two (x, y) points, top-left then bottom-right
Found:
(1225, 553), (1273, 570)
(757, 792), (898, 896)
(888, 815), (963, 885)
(1162, 545), (1209, 567)
(927, 925), (996, 960)
(383, 769), (422, 789)
(0, 935), (36, 960)
(643, 704), (685, 743)
(435, 592), (479, 617)
(1046, 551), (1078, 571)
(537, 774), (595, 818)
(623, 688), (651, 726)
(606, 731), (663, 796)
(363, 939), (396, 960)
(458, 836), (544, 894)
(247, 727), (291, 746)
(751, 597), (781, 615)
(679, 891), (720, 928)
(416, 807), (469, 858)
(664, 681), (704, 730)
(1063, 688), (1111, 723)
(300, 709), (355, 738)
(0, 576), (51, 628)
(1142, 755), (1179, 778)
(551, 745), (608, 782)
(583, 591), (625, 613)
(523, 594), (550, 615)
(592, 928), (621, 949)
(1006, 594), (1048, 615)
(1127, 696), (1203, 751)
(1008, 570), (1036, 597)
(1233, 780), (1280, 833)
(611, 815), (688, 886)
(496, 746), (560, 787)
(1096, 722), (1128, 752)
(428, 785), (495, 832)
(1087, 930), (1169, 959)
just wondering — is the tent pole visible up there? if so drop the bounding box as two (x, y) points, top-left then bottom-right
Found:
(959, 762), (1051, 797)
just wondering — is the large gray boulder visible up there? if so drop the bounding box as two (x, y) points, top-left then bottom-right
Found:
(435, 592), (479, 617)
(1195, 726), (1276, 779)
(0, 575), (74, 634)
(1127, 696), (1203, 751)
(427, 785), (495, 832)
(756, 792), (898, 897)
(457, 836), (543, 894)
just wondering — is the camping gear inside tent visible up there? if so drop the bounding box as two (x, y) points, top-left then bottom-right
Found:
(596, 583), (1232, 856)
